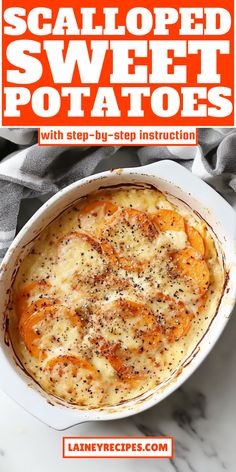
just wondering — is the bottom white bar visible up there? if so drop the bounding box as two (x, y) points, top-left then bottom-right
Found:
(63, 436), (173, 458)
(39, 126), (197, 146)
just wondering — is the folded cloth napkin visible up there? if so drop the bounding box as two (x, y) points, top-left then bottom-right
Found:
(0, 127), (235, 261)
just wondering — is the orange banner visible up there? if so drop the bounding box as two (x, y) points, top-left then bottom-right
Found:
(2, 0), (234, 126)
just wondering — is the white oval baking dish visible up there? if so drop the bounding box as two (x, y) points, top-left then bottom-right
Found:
(0, 159), (235, 430)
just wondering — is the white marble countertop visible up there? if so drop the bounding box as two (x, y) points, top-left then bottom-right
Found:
(1, 150), (235, 472)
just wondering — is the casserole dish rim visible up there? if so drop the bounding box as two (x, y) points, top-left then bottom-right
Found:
(0, 159), (235, 430)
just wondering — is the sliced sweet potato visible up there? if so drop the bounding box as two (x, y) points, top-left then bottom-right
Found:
(153, 209), (185, 232)
(195, 293), (208, 316)
(57, 231), (108, 281)
(170, 247), (210, 295)
(58, 231), (103, 254)
(99, 341), (131, 377)
(96, 338), (144, 381)
(120, 208), (158, 241)
(153, 292), (193, 343)
(15, 280), (51, 319)
(114, 300), (161, 346)
(80, 201), (118, 218)
(19, 297), (59, 327)
(45, 355), (105, 406)
(152, 210), (206, 257)
(19, 301), (83, 359)
(185, 224), (205, 256)
(46, 355), (98, 378)
(78, 201), (119, 237)
(19, 306), (53, 359)
(165, 312), (192, 342)
(100, 208), (158, 272)
(97, 299), (161, 353)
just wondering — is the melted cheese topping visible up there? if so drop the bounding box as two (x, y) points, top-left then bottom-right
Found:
(8, 187), (224, 408)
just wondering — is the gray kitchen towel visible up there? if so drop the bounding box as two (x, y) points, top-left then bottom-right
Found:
(0, 127), (235, 261)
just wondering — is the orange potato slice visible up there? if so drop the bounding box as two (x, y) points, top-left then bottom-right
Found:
(19, 297), (59, 327)
(15, 280), (51, 319)
(58, 231), (103, 254)
(94, 299), (161, 361)
(57, 231), (108, 281)
(185, 224), (205, 256)
(153, 209), (185, 232)
(123, 208), (158, 241)
(112, 299), (161, 349)
(153, 292), (193, 343)
(152, 210), (205, 256)
(19, 300), (83, 359)
(45, 355), (104, 406)
(165, 310), (192, 343)
(78, 201), (119, 235)
(92, 299), (161, 383)
(19, 302), (56, 359)
(46, 355), (98, 377)
(80, 200), (118, 218)
(100, 208), (158, 272)
(170, 247), (210, 295)
(98, 341), (131, 377)
(195, 293), (208, 316)
(96, 338), (145, 381)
